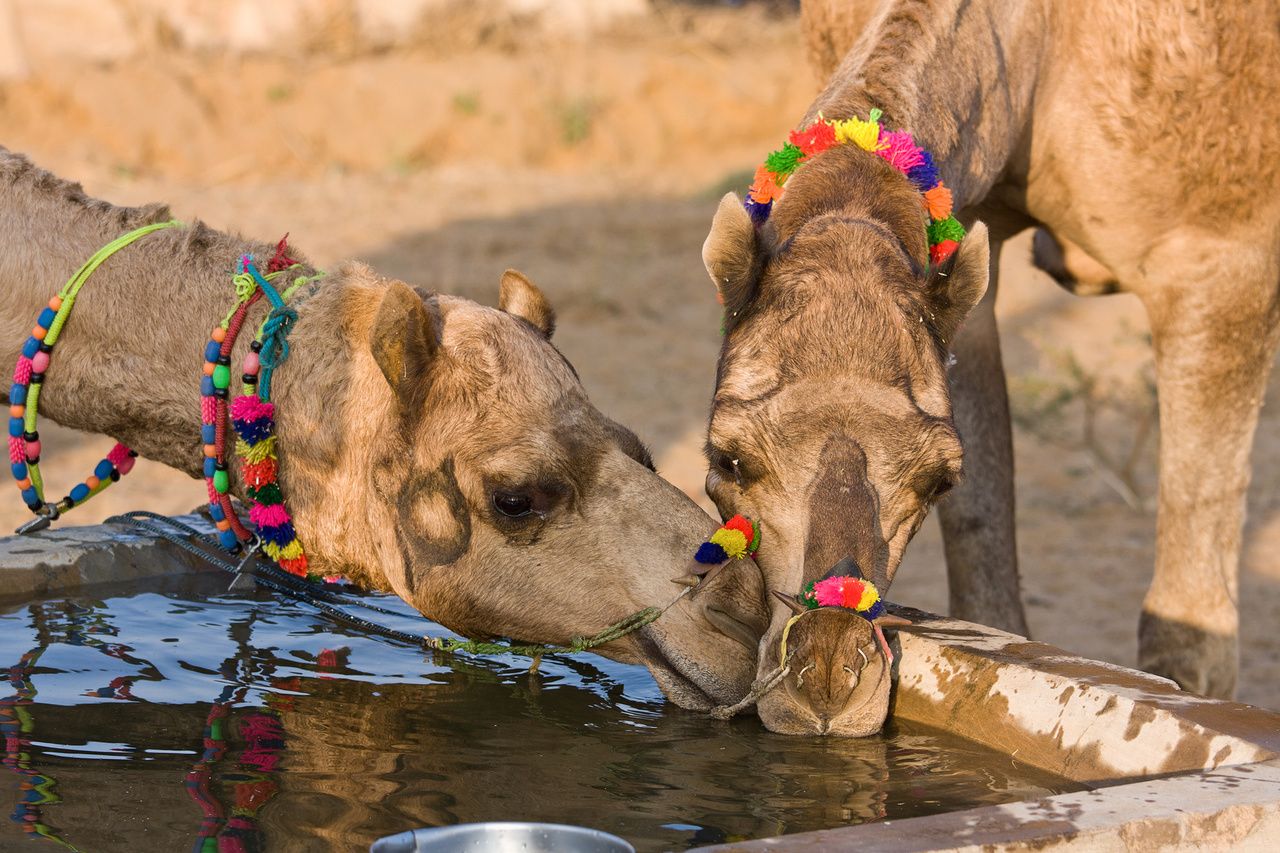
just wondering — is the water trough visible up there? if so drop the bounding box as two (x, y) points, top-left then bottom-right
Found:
(2, 517), (1277, 851)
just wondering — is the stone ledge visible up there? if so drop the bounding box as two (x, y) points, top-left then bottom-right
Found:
(888, 606), (1280, 783)
(0, 513), (216, 601)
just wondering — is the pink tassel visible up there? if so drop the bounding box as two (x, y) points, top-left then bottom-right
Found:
(9, 436), (24, 464)
(201, 396), (217, 424)
(876, 130), (925, 173)
(107, 443), (131, 466)
(231, 395), (274, 423)
(813, 576), (857, 608)
(12, 357), (31, 385)
(249, 502), (291, 528)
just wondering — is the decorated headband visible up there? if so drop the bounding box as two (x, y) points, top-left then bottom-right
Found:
(743, 108), (965, 267)
(695, 514), (760, 564)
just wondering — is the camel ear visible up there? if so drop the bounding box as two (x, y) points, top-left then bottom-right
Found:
(499, 269), (555, 338)
(874, 613), (913, 629)
(926, 220), (989, 345)
(772, 589), (808, 615)
(371, 282), (441, 411)
(703, 192), (762, 322)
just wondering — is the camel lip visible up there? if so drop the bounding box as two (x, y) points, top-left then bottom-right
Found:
(630, 629), (717, 711)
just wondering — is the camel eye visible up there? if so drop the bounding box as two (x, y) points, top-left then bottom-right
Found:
(492, 492), (533, 518)
(709, 449), (745, 487)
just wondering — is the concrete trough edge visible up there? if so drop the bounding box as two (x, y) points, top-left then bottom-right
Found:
(0, 513), (216, 601)
(885, 605), (1280, 783)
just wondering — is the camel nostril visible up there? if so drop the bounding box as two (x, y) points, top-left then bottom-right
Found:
(703, 604), (762, 653)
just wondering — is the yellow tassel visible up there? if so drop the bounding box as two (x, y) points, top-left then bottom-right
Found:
(857, 584), (880, 612)
(235, 437), (277, 464)
(277, 540), (303, 560)
(709, 528), (748, 559)
(832, 117), (884, 152)
(262, 541), (283, 560)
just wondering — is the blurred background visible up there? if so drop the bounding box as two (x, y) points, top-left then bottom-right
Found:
(1, 0), (1276, 708)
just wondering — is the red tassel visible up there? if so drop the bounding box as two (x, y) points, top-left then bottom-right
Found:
(266, 234), (298, 273)
(930, 239), (959, 266)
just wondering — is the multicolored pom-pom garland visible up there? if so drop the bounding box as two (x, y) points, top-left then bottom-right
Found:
(201, 243), (322, 577)
(744, 108), (966, 267)
(8, 220), (181, 529)
(694, 514), (761, 564)
(801, 574), (886, 621)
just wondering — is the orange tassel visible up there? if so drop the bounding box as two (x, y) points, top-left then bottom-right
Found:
(923, 183), (953, 221)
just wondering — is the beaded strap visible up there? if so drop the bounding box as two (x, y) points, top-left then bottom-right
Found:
(9, 220), (182, 529)
(201, 248), (322, 577)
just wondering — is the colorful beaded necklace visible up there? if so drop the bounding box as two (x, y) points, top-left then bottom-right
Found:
(9, 220), (183, 533)
(744, 108), (966, 267)
(200, 244), (322, 577)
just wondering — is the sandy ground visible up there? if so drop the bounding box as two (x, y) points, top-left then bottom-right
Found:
(2, 6), (1276, 710)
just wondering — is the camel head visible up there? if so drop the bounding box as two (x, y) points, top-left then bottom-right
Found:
(277, 265), (770, 711)
(756, 588), (911, 736)
(697, 147), (990, 705)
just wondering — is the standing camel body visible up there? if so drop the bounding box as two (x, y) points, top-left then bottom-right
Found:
(701, 0), (1278, 703)
(0, 148), (771, 711)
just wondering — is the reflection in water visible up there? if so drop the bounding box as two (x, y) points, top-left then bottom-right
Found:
(0, 576), (1079, 851)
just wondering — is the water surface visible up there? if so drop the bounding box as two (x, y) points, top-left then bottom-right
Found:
(1, 575), (1077, 851)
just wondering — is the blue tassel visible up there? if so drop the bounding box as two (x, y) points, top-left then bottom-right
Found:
(258, 522), (296, 546)
(861, 600), (886, 621)
(907, 151), (939, 192)
(232, 417), (274, 444)
(695, 542), (728, 564)
(744, 197), (772, 225)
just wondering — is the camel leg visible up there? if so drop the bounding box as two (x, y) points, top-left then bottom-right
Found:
(937, 230), (1030, 636)
(1138, 273), (1279, 698)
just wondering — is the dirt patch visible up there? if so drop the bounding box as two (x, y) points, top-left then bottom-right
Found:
(2, 5), (1276, 711)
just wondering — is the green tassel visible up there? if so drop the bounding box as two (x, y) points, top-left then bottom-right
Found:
(248, 482), (283, 505)
(926, 215), (966, 244)
(764, 143), (804, 177)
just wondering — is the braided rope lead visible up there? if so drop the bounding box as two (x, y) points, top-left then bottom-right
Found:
(708, 660), (792, 720)
(426, 584), (695, 659)
(424, 605), (664, 658)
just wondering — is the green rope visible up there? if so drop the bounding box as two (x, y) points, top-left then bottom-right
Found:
(425, 605), (664, 658)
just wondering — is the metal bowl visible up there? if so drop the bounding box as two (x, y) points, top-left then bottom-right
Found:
(370, 822), (636, 853)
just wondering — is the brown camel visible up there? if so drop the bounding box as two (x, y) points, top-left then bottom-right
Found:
(701, 0), (1279, 702)
(0, 148), (772, 711)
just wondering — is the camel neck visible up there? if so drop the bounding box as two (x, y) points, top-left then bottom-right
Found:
(0, 151), (321, 478)
(803, 0), (1048, 209)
